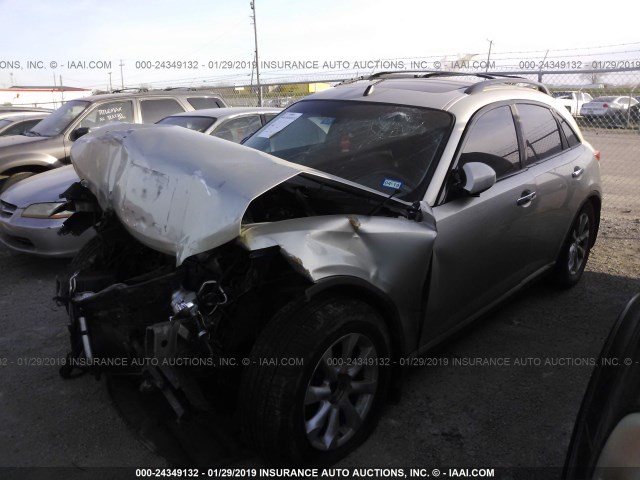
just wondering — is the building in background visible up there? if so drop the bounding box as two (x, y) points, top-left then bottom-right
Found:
(0, 86), (92, 109)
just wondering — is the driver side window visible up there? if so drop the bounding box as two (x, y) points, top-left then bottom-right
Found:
(78, 101), (134, 129)
(459, 106), (521, 180)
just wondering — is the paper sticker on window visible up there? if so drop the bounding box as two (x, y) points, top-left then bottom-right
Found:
(257, 112), (303, 138)
(382, 178), (402, 190)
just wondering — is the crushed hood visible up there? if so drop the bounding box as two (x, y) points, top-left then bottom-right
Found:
(70, 123), (305, 264)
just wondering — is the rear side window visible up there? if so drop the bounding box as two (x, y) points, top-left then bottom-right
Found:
(140, 98), (185, 123)
(187, 97), (224, 110)
(517, 104), (563, 165)
(212, 115), (263, 143)
(459, 106), (520, 179)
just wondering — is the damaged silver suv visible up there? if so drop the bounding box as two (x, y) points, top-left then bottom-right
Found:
(56, 72), (602, 465)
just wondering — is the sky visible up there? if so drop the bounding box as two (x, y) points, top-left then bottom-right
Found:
(1, 0), (640, 90)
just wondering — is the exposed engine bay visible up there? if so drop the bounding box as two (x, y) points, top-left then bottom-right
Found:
(56, 175), (423, 416)
(55, 123), (437, 419)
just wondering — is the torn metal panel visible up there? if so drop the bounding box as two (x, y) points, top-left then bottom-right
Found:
(239, 212), (437, 334)
(70, 123), (303, 265)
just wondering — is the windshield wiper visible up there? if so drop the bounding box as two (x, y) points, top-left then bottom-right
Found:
(25, 130), (42, 137)
(368, 188), (401, 216)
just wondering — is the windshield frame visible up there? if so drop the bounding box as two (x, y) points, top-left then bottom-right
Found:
(29, 100), (90, 137)
(243, 98), (456, 202)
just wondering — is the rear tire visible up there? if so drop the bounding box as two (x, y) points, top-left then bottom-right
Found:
(239, 296), (391, 465)
(552, 202), (596, 288)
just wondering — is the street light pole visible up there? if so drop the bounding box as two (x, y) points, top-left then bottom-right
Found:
(250, 1), (262, 106)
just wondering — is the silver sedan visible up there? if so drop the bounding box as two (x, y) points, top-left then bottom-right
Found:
(0, 107), (281, 257)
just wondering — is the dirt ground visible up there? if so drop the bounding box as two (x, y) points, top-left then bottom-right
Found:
(0, 131), (638, 478)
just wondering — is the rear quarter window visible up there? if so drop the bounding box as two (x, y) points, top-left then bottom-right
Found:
(558, 117), (580, 148)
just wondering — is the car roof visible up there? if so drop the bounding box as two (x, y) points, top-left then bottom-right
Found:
(0, 106), (53, 113)
(165, 107), (282, 120)
(0, 111), (49, 120)
(304, 72), (561, 122)
(70, 90), (226, 104)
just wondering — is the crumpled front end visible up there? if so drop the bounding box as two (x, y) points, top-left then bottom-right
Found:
(70, 123), (304, 264)
(59, 123), (439, 417)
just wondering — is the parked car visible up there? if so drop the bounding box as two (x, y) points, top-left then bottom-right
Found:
(0, 91), (227, 193)
(156, 106), (281, 141)
(552, 90), (593, 116)
(580, 96), (639, 127)
(0, 107), (280, 257)
(629, 98), (640, 124)
(57, 73), (601, 465)
(564, 293), (640, 479)
(0, 112), (49, 136)
(0, 106), (53, 114)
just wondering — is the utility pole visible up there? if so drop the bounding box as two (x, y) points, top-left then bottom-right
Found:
(538, 49), (549, 82)
(250, 1), (262, 106)
(486, 39), (493, 72)
(119, 60), (125, 89)
(108, 72), (113, 92)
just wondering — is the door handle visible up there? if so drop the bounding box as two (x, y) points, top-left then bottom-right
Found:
(517, 191), (537, 206)
(572, 167), (584, 178)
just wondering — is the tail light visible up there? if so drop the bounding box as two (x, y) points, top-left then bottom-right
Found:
(595, 150), (601, 161)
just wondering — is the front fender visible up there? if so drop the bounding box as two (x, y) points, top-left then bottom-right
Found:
(0, 152), (63, 174)
(238, 213), (437, 353)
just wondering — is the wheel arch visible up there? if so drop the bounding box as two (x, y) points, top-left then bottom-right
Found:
(2, 164), (51, 176)
(586, 193), (601, 247)
(305, 277), (407, 358)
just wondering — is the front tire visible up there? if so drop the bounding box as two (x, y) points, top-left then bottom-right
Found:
(239, 296), (391, 465)
(552, 202), (596, 288)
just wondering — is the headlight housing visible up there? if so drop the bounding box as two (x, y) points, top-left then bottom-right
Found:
(21, 202), (73, 219)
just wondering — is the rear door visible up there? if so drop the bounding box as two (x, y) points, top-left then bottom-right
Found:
(515, 103), (591, 269)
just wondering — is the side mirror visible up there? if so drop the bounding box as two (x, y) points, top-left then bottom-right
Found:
(69, 127), (90, 141)
(460, 162), (496, 196)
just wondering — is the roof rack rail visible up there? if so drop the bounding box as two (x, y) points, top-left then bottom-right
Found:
(368, 70), (518, 80)
(464, 78), (550, 95)
(335, 75), (367, 86)
(111, 87), (149, 93)
(365, 70), (551, 95)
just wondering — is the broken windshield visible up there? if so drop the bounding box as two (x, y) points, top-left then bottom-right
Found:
(243, 100), (453, 201)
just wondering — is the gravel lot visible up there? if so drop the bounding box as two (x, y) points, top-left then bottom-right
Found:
(0, 131), (638, 478)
